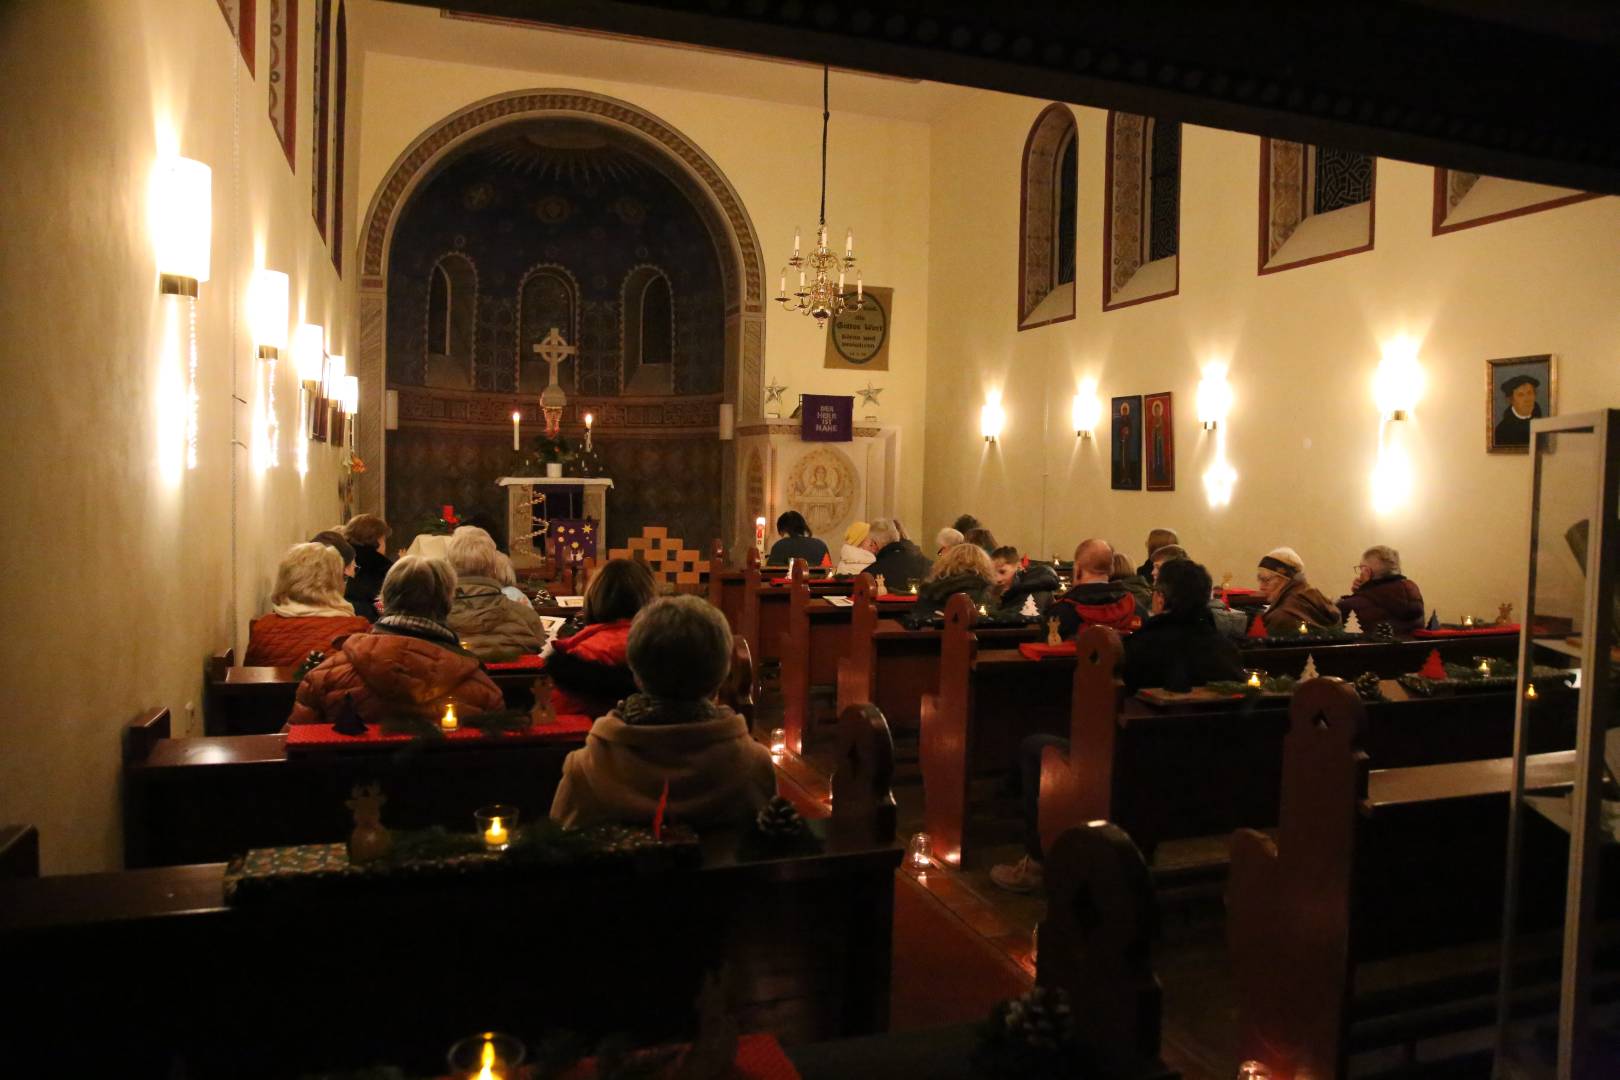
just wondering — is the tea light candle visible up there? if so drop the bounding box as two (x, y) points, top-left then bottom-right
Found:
(474, 805), (517, 852)
(483, 816), (507, 851)
(978, 604), (988, 617)
(769, 727), (787, 759)
(1247, 670), (1263, 689)
(441, 702), (458, 731)
(910, 583), (919, 595)
(1237, 1062), (1272, 1080)
(1298, 621), (1310, 635)
(1463, 614), (1475, 628)
(447, 1031), (525, 1080)
(1527, 682), (1539, 700)
(1479, 659), (1492, 676)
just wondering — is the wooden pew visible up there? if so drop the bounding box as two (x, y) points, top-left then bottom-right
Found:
(737, 558), (859, 687)
(5, 761), (903, 1076)
(781, 572), (872, 754)
(1226, 678), (1604, 1079)
(707, 541), (758, 634)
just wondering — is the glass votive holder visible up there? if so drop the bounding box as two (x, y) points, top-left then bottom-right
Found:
(474, 805), (518, 852)
(1243, 668), (1265, 690)
(769, 727), (787, 759)
(1236, 1061), (1271, 1080)
(447, 1031), (525, 1080)
(905, 831), (933, 874)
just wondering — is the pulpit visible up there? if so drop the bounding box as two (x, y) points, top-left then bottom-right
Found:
(498, 476), (614, 569)
(732, 419), (900, 552)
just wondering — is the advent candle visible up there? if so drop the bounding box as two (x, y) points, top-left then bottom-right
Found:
(511, 411), (520, 451)
(441, 702), (458, 732)
(754, 516), (766, 556)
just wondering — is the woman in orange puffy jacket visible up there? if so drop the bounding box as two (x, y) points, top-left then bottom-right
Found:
(245, 543), (373, 667)
(543, 558), (657, 718)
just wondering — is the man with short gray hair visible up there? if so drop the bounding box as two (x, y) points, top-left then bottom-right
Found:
(866, 517), (932, 591)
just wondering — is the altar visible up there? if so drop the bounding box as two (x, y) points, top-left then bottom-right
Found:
(498, 476), (614, 569)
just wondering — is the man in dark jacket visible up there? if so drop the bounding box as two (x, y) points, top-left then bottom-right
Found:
(864, 518), (932, 590)
(1135, 526), (1179, 580)
(1337, 544), (1425, 634)
(1049, 539), (1142, 638)
(343, 514), (395, 624)
(992, 546), (1060, 615)
(1123, 558), (1244, 692)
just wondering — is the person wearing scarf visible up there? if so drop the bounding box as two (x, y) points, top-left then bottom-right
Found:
(245, 542), (373, 666)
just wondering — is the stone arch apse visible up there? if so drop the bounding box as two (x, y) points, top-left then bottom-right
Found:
(354, 88), (768, 547)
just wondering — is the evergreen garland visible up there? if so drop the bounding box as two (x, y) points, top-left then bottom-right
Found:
(971, 986), (1091, 1080)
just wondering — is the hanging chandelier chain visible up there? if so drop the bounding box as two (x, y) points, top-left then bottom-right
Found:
(819, 65), (829, 227)
(776, 64), (862, 329)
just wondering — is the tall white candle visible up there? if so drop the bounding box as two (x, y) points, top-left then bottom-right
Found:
(793, 227), (800, 254)
(856, 271), (863, 302)
(511, 411), (520, 451)
(779, 271), (786, 296)
(845, 228), (853, 254)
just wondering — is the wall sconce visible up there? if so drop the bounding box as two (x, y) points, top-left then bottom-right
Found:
(1196, 364), (1233, 431)
(336, 374), (359, 449)
(980, 398), (1005, 444)
(326, 354), (347, 445)
(1071, 385), (1100, 438)
(1374, 338), (1424, 421)
(293, 323), (326, 443)
(152, 157), (212, 296)
(249, 270), (289, 469)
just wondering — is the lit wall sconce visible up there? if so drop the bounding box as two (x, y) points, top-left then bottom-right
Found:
(1196, 364), (1233, 431)
(249, 270), (288, 469)
(327, 354), (347, 445)
(153, 157), (212, 296)
(1374, 337), (1424, 421)
(1071, 384), (1100, 438)
(980, 398), (1005, 444)
(293, 323), (327, 443)
(337, 374), (359, 449)
(384, 389), (400, 432)
(718, 402), (735, 441)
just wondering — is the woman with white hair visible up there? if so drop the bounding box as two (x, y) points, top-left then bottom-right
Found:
(1337, 545), (1425, 633)
(445, 526), (548, 660)
(245, 542), (373, 666)
(1256, 547), (1342, 635)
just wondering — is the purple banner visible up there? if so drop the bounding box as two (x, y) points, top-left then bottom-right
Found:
(801, 394), (854, 442)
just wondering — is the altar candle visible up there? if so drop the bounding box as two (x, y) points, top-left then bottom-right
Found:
(755, 516), (766, 556)
(511, 411), (520, 451)
(482, 816), (507, 851)
(441, 702), (458, 732)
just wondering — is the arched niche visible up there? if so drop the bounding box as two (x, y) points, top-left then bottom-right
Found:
(424, 251), (477, 389)
(621, 264), (674, 395)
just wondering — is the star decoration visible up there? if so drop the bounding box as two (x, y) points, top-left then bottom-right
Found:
(764, 379), (788, 407)
(856, 382), (884, 408)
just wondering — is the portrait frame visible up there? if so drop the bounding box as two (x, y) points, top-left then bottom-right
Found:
(1111, 395), (1144, 491)
(1485, 355), (1556, 454)
(1144, 391), (1175, 491)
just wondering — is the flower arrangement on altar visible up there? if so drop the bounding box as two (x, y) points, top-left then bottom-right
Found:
(418, 503), (461, 535)
(515, 435), (579, 474)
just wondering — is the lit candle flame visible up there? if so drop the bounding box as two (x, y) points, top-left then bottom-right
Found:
(477, 1037), (499, 1080)
(441, 702), (458, 731)
(1247, 671), (1262, 689)
(483, 816), (507, 849)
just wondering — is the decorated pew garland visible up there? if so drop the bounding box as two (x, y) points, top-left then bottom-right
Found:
(972, 985), (1090, 1080)
(1397, 659), (1575, 698)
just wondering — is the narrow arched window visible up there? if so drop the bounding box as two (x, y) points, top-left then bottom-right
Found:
(622, 266), (675, 394)
(517, 266), (578, 393)
(1018, 104), (1078, 330)
(1104, 112), (1181, 309)
(424, 253), (476, 389)
(1259, 140), (1375, 273)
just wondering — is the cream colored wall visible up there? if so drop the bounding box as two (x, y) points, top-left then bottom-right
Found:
(353, 49), (932, 534)
(924, 93), (1620, 618)
(0, 0), (351, 872)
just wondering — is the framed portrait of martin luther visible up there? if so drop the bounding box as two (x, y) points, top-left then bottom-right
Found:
(1485, 354), (1556, 453)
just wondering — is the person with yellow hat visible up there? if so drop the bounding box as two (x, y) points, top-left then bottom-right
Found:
(835, 520), (877, 576)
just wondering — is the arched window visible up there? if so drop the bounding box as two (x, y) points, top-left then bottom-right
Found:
(1104, 112), (1181, 310)
(517, 266), (578, 394)
(1018, 104), (1078, 330)
(330, 2), (347, 273)
(1432, 167), (1597, 235)
(622, 266), (675, 394)
(1259, 140), (1375, 273)
(312, 0), (333, 239)
(424, 253), (476, 389)
(311, 0), (347, 271)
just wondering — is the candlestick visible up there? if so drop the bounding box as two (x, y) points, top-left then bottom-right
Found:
(511, 411), (520, 452)
(441, 702), (458, 732)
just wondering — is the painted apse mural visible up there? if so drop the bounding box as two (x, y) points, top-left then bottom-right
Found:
(386, 119), (725, 551)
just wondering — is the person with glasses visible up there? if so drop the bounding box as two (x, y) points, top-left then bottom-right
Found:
(1255, 547), (1341, 635)
(1337, 545), (1425, 634)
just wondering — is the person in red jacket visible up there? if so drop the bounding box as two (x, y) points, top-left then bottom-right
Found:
(1048, 538), (1144, 639)
(245, 543), (373, 666)
(543, 558), (658, 718)
(1337, 544), (1426, 634)
(288, 555), (503, 727)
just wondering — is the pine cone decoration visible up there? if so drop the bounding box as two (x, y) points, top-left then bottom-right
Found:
(295, 650), (326, 678)
(999, 987), (1075, 1051)
(1370, 620), (1396, 641)
(1353, 671), (1385, 702)
(755, 795), (808, 839)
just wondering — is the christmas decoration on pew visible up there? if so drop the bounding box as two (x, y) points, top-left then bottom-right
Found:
(1370, 619), (1397, 641)
(653, 778), (670, 842)
(476, 805), (517, 852)
(1419, 648), (1447, 679)
(345, 783), (393, 864)
(377, 707), (537, 740)
(1247, 615), (1267, 639)
(1299, 654), (1319, 681)
(754, 795), (810, 841)
(1352, 671), (1385, 702)
(528, 583), (557, 607)
(1497, 602), (1514, 626)
(972, 985), (1084, 1080)
(1206, 673), (1297, 696)
(448, 1030), (526, 1080)
(440, 700), (459, 732)
(874, 573), (887, 595)
(1046, 617), (1063, 647)
(295, 649), (326, 678)
(330, 691), (368, 737)
(1020, 594), (1039, 618)
(1426, 610), (1441, 631)
(740, 795), (823, 859)
(532, 676), (557, 725)
(1245, 669), (1264, 689)
(1343, 610), (1363, 636)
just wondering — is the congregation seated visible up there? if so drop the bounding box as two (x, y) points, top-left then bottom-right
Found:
(1109, 551), (1153, 613)
(951, 512), (981, 535)
(766, 510), (830, 567)
(1122, 558), (1244, 693)
(1151, 543), (1248, 637)
(1337, 544), (1425, 633)
(991, 545), (1060, 614)
(864, 517), (932, 589)
(244, 542), (372, 666)
(543, 558), (656, 718)
(1049, 538), (1142, 639)
(1256, 546), (1342, 634)
(341, 513), (393, 623)
(912, 542), (996, 617)
(550, 596), (776, 829)
(934, 526), (964, 553)
(445, 526), (549, 660)
(835, 520), (876, 576)
(1135, 526), (1179, 579)
(962, 526), (997, 555)
(492, 551), (533, 608)
(288, 555), (504, 727)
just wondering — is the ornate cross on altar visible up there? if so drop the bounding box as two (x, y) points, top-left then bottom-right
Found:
(532, 326), (576, 437)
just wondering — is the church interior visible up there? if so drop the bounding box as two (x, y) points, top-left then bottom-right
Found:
(3, 1), (1620, 1077)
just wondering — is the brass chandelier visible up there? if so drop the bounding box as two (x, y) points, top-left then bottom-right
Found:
(777, 66), (862, 328)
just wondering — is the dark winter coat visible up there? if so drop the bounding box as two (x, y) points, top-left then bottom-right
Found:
(1122, 608), (1245, 692)
(447, 576), (549, 661)
(997, 562), (1062, 615)
(1050, 581), (1142, 639)
(544, 620), (637, 719)
(1114, 573), (1154, 615)
(245, 612), (373, 667)
(912, 571), (995, 618)
(867, 540), (933, 591)
(766, 535), (830, 568)
(1337, 574), (1425, 635)
(287, 618), (504, 726)
(1260, 576), (1342, 635)
(347, 546), (393, 623)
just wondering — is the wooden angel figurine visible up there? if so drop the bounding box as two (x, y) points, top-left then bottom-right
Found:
(1046, 616), (1063, 647)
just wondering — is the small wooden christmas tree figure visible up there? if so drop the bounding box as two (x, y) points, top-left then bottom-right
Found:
(345, 783), (392, 864)
(1426, 610), (1441, 631)
(1300, 653), (1319, 681)
(1496, 602), (1514, 626)
(1419, 648), (1447, 679)
(1343, 610), (1363, 636)
(1046, 617), (1063, 647)
(1020, 594), (1039, 618)
(1247, 614), (1268, 639)
(532, 675), (556, 725)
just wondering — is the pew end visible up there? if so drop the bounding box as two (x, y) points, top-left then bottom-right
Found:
(725, 636), (756, 726)
(829, 704), (897, 848)
(122, 707), (172, 766)
(1037, 625), (1124, 857)
(0, 824), (40, 880)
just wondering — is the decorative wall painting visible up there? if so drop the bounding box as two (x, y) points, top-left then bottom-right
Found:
(1485, 355), (1555, 454)
(1111, 395), (1143, 491)
(1144, 391), (1175, 491)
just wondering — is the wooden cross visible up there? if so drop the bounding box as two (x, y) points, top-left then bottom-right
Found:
(532, 326), (576, 389)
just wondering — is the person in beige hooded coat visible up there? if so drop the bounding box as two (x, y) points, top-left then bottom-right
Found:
(550, 596), (777, 830)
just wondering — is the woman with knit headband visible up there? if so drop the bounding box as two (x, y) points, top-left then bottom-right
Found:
(1255, 546), (1342, 635)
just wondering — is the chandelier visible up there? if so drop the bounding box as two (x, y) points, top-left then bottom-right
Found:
(777, 66), (861, 328)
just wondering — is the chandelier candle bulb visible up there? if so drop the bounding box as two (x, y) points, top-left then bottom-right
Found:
(845, 228), (853, 254)
(511, 412), (520, 451)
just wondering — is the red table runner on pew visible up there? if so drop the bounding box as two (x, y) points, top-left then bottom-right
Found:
(285, 714), (592, 753)
(484, 653), (547, 671)
(875, 594), (918, 604)
(1018, 641), (1078, 660)
(1411, 624), (1520, 638)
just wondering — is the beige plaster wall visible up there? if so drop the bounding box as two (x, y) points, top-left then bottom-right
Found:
(923, 92), (1620, 619)
(353, 46), (932, 535)
(0, 0), (352, 872)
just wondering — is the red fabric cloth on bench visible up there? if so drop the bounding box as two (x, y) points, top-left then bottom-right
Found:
(285, 714), (592, 751)
(1411, 624), (1520, 638)
(484, 653), (547, 671)
(875, 594), (918, 604)
(1018, 641), (1078, 660)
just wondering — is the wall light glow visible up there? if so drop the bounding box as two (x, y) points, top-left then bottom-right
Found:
(1374, 336), (1425, 420)
(1370, 439), (1413, 515)
(1196, 363), (1233, 430)
(980, 396), (1005, 443)
(150, 156), (212, 290)
(1072, 380), (1101, 437)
